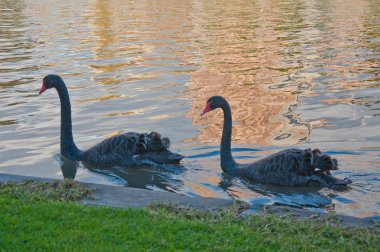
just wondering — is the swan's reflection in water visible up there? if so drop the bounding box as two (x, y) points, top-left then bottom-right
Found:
(218, 172), (352, 210)
(58, 154), (186, 192)
(59, 156), (78, 180)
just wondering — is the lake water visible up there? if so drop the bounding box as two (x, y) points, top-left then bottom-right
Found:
(0, 0), (379, 218)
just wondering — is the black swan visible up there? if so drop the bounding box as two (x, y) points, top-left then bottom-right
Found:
(39, 74), (184, 167)
(201, 96), (352, 187)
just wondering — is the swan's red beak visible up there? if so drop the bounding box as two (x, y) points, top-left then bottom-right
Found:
(201, 102), (211, 116)
(39, 84), (46, 95)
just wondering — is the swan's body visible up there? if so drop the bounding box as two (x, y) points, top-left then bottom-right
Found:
(201, 96), (351, 187)
(39, 74), (184, 167)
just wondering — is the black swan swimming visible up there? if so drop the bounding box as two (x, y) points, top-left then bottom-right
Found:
(39, 74), (184, 167)
(201, 96), (352, 187)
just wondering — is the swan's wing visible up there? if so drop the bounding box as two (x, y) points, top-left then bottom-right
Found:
(86, 131), (170, 156)
(135, 131), (170, 152)
(81, 133), (139, 162)
(80, 131), (182, 167)
(258, 148), (338, 175)
(129, 132), (184, 164)
(239, 148), (346, 187)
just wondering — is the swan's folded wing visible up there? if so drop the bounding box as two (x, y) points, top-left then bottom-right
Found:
(81, 132), (183, 167)
(95, 131), (171, 155)
(84, 134), (138, 156)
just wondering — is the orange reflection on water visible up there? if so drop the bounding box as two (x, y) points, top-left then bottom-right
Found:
(186, 0), (379, 147)
(189, 70), (306, 145)
(186, 0), (311, 145)
(184, 181), (219, 199)
(74, 94), (127, 104)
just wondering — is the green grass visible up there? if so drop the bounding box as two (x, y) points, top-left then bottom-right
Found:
(0, 181), (379, 251)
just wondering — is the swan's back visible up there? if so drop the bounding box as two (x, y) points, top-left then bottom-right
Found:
(79, 131), (182, 167)
(236, 148), (338, 186)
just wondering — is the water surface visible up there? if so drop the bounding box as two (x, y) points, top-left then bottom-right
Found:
(0, 0), (379, 218)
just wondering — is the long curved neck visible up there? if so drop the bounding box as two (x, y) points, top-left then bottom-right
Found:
(220, 101), (237, 173)
(55, 81), (81, 160)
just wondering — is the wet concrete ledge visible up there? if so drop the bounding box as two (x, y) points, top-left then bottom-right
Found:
(0, 173), (233, 210)
(1, 173), (378, 230)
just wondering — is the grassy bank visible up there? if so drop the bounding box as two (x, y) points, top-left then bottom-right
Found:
(0, 180), (378, 251)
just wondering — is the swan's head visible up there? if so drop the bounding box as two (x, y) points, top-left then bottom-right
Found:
(201, 96), (228, 116)
(39, 74), (63, 95)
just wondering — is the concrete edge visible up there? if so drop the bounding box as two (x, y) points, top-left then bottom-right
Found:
(0, 173), (233, 210)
